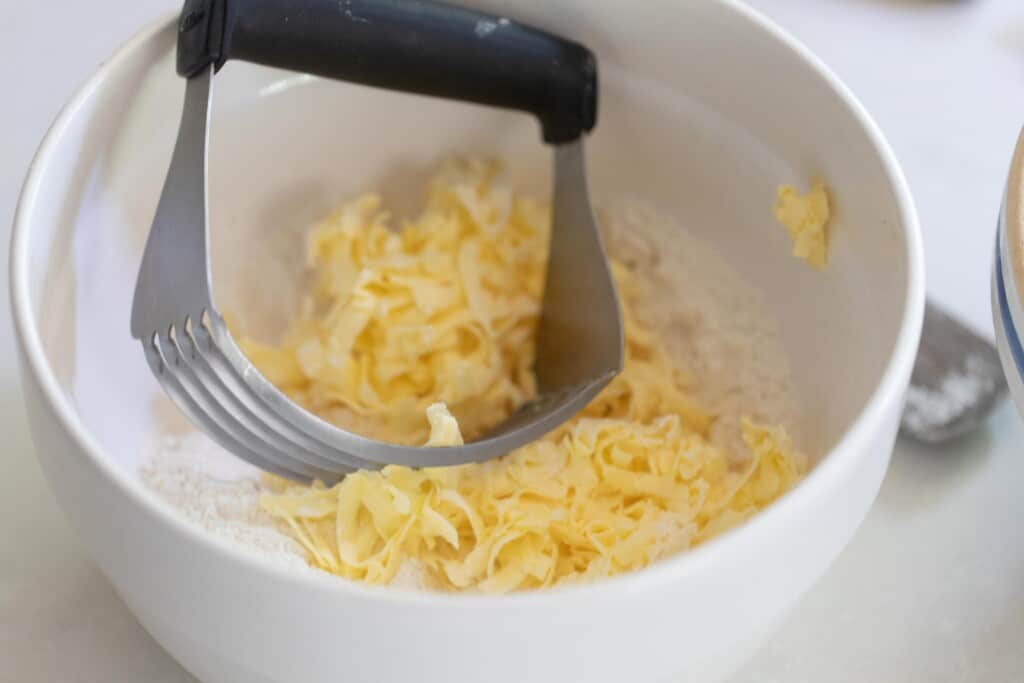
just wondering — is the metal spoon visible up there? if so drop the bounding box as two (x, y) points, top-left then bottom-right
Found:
(901, 301), (1008, 444)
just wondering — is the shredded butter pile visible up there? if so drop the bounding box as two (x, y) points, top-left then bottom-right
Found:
(241, 159), (545, 446)
(774, 180), (830, 270)
(241, 160), (806, 593)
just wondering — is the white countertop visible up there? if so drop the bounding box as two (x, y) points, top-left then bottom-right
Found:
(2, 1), (1023, 680)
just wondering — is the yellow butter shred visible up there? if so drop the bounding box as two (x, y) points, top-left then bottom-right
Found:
(424, 403), (463, 447)
(247, 159), (806, 593)
(774, 180), (830, 270)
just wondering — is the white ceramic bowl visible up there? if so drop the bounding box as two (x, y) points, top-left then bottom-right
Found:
(11, 2), (924, 682)
(994, 128), (1024, 419)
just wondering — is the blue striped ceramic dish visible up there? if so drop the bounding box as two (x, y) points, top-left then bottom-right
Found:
(994, 129), (1024, 418)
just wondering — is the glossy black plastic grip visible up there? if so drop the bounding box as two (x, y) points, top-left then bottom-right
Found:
(176, 0), (597, 143)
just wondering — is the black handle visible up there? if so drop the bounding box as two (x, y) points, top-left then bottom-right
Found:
(176, 0), (597, 143)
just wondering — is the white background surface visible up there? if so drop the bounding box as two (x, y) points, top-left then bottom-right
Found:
(2, 1), (1023, 681)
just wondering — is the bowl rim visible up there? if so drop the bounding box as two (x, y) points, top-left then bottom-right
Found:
(10, 0), (925, 608)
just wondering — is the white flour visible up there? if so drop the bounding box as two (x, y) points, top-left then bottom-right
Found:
(902, 353), (995, 433)
(599, 199), (799, 456)
(141, 199), (801, 580)
(140, 435), (311, 571)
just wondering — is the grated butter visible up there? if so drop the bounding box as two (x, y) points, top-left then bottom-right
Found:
(242, 160), (807, 593)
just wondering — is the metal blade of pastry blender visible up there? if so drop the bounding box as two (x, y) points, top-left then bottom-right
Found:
(471, 141), (623, 439)
(535, 142), (623, 396)
(901, 301), (1009, 444)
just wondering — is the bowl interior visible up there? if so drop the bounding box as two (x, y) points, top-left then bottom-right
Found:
(25, 1), (911, 490)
